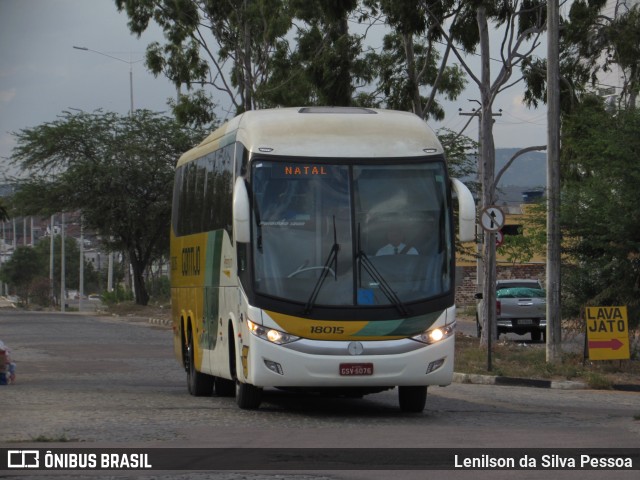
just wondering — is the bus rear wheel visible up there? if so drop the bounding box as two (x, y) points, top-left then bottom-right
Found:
(398, 386), (427, 413)
(186, 329), (213, 396)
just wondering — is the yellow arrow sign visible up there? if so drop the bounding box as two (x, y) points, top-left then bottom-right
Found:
(585, 306), (630, 361)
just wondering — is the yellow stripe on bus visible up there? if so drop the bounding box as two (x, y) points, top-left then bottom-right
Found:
(264, 310), (406, 341)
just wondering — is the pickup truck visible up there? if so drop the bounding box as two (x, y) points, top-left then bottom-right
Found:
(475, 279), (547, 342)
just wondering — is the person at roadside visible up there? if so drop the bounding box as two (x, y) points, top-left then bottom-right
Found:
(0, 340), (15, 385)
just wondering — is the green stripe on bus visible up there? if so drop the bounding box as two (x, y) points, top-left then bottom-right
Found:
(202, 230), (224, 350)
(354, 311), (442, 337)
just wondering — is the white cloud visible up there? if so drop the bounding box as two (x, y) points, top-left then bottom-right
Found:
(0, 88), (16, 103)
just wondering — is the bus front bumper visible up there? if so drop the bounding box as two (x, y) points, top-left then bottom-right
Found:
(239, 334), (454, 388)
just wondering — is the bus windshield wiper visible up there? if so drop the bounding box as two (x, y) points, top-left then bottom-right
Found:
(356, 224), (409, 317)
(304, 216), (339, 314)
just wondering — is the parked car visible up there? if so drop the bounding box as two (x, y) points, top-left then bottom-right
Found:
(475, 279), (547, 342)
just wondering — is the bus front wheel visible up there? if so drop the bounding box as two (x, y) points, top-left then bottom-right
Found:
(398, 386), (427, 413)
(236, 381), (263, 409)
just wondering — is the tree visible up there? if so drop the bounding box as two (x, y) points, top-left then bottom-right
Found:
(439, 127), (479, 259)
(523, 1), (640, 113)
(425, 0), (547, 346)
(0, 246), (44, 305)
(560, 97), (640, 326)
(115, 1), (472, 121)
(115, 0), (293, 117)
(358, 0), (467, 119)
(286, 0), (362, 106)
(496, 196), (548, 266)
(33, 236), (100, 304)
(606, 5), (640, 109)
(10, 110), (203, 305)
(0, 199), (8, 222)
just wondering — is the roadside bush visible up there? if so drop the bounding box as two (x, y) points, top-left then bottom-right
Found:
(101, 285), (133, 305)
(147, 276), (170, 302)
(29, 276), (52, 307)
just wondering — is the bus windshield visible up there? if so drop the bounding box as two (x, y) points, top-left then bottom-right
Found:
(251, 159), (452, 310)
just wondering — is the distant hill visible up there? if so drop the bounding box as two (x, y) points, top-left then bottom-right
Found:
(495, 148), (546, 188)
(462, 148), (547, 204)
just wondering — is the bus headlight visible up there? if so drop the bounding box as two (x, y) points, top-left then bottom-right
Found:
(247, 320), (300, 345)
(412, 322), (456, 345)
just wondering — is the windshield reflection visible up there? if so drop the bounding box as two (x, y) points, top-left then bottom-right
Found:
(251, 160), (451, 309)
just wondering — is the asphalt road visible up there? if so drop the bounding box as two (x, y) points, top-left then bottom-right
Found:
(0, 310), (638, 480)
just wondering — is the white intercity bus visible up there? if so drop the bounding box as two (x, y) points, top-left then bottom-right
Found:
(170, 107), (475, 411)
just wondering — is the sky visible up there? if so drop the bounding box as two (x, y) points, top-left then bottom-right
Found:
(0, 0), (548, 179)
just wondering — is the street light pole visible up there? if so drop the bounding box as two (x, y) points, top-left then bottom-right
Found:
(73, 45), (140, 115)
(73, 46), (143, 293)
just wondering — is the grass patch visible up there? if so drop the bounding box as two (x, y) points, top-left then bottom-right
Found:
(105, 301), (169, 319)
(454, 333), (640, 389)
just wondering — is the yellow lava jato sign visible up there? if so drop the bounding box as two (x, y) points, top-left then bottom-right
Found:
(585, 306), (630, 361)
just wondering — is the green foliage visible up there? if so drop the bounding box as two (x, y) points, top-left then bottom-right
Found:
(101, 285), (134, 305)
(146, 275), (170, 301)
(438, 128), (478, 188)
(116, 0), (293, 114)
(439, 127), (478, 254)
(500, 226), (535, 264)
(10, 110), (203, 305)
(0, 236), (100, 306)
(360, 31), (466, 119)
(455, 334), (640, 388)
(0, 199), (9, 221)
(114, 0), (476, 121)
(560, 99), (640, 326)
(360, 0), (469, 119)
(499, 200), (547, 265)
(524, 1), (640, 112)
(33, 236), (99, 302)
(0, 246), (44, 305)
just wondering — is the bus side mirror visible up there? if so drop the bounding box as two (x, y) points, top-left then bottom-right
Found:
(233, 177), (250, 243)
(451, 178), (475, 243)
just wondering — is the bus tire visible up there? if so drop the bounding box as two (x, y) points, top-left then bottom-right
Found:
(398, 386), (427, 413)
(236, 381), (263, 409)
(214, 377), (235, 397)
(187, 328), (214, 396)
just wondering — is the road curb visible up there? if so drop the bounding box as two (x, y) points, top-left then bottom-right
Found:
(453, 372), (587, 389)
(148, 317), (172, 327)
(453, 372), (639, 392)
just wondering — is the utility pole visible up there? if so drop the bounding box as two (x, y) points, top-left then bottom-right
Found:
(79, 216), (84, 313)
(546, 0), (562, 363)
(50, 215), (55, 306)
(459, 101), (502, 291)
(459, 102), (502, 371)
(61, 212), (66, 313)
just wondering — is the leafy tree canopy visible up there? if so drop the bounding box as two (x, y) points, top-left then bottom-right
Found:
(560, 97), (640, 324)
(0, 199), (8, 221)
(10, 110), (204, 305)
(115, 0), (478, 122)
(0, 246), (44, 304)
(523, 1), (640, 112)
